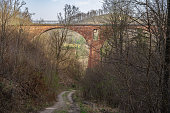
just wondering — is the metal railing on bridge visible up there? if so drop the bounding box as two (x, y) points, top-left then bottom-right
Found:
(31, 20), (141, 26)
(31, 20), (105, 26)
(32, 20), (59, 24)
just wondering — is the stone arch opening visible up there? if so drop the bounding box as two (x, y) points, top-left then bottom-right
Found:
(37, 27), (93, 46)
(36, 28), (90, 69)
(28, 25), (104, 68)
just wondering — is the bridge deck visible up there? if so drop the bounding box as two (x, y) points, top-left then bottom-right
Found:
(24, 23), (142, 27)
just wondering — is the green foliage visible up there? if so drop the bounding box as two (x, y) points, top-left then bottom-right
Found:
(100, 41), (112, 57)
(64, 35), (88, 58)
(80, 103), (89, 113)
(68, 36), (86, 44)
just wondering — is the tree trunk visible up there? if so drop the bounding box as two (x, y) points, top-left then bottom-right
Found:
(162, 0), (170, 113)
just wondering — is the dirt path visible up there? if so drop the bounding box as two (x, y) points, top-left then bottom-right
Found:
(39, 90), (79, 113)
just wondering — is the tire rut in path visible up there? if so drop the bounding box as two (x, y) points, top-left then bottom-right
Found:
(39, 90), (78, 113)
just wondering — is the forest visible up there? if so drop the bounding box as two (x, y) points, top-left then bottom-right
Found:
(0, 0), (169, 113)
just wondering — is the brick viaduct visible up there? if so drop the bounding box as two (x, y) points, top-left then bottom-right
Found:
(26, 24), (106, 68)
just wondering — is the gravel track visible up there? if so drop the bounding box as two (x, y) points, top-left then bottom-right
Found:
(39, 90), (79, 113)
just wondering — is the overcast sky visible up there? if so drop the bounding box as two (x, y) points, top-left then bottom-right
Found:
(24, 0), (103, 20)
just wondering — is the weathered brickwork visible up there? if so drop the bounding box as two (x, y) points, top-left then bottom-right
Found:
(26, 25), (105, 68)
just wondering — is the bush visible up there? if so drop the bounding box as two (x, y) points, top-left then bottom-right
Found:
(0, 34), (58, 112)
(81, 66), (120, 108)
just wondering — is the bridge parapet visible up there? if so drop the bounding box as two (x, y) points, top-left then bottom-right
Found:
(32, 20), (59, 24)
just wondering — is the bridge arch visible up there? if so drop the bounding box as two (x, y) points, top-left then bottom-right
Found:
(36, 28), (92, 68)
(33, 25), (99, 47)
(28, 25), (104, 68)
(38, 27), (91, 46)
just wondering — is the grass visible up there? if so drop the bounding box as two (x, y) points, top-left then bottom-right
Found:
(72, 91), (95, 113)
(53, 109), (68, 113)
(80, 103), (90, 113)
(62, 92), (70, 102)
(53, 91), (71, 113)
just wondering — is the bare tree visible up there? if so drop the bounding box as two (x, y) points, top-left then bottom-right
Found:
(82, 0), (168, 113)
(162, 0), (170, 112)
(0, 0), (27, 76)
(58, 4), (80, 24)
(49, 4), (80, 73)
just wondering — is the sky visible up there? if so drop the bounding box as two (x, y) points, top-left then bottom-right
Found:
(24, 0), (103, 20)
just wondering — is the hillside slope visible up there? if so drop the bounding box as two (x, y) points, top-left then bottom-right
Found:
(78, 14), (110, 24)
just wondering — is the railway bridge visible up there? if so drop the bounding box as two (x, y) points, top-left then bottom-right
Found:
(26, 23), (106, 68)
